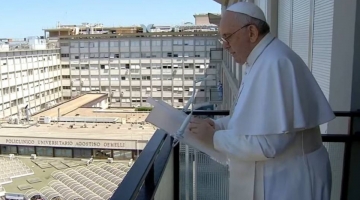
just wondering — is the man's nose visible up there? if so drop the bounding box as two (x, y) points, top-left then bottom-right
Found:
(222, 41), (230, 50)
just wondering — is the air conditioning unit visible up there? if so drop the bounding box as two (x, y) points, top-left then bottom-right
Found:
(31, 154), (37, 159)
(107, 158), (113, 163)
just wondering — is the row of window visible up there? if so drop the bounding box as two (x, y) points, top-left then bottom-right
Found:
(66, 70), (206, 76)
(62, 39), (217, 48)
(1, 66), (60, 77)
(109, 98), (186, 103)
(64, 90), (205, 98)
(61, 51), (210, 59)
(65, 63), (211, 69)
(63, 85), (205, 90)
(64, 75), (204, 80)
(63, 62), (209, 68)
(107, 98), (206, 104)
(0, 90), (61, 110)
(0, 77), (61, 93)
(0, 80), (60, 94)
(0, 55), (59, 65)
(0, 145), (134, 160)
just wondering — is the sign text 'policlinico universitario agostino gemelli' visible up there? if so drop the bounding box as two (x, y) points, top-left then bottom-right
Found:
(1, 137), (144, 149)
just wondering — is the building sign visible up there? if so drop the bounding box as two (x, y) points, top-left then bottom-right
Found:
(0, 137), (147, 150)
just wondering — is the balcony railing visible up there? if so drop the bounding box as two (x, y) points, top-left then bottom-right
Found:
(111, 110), (360, 200)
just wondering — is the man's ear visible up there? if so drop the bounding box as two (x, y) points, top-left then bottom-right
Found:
(249, 25), (259, 43)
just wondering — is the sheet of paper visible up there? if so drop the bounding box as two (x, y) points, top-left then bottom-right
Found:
(145, 97), (228, 165)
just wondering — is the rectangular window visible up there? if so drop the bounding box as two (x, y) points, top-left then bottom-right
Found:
(80, 42), (88, 48)
(89, 42), (98, 47)
(120, 41), (129, 47)
(130, 53), (140, 58)
(141, 40), (150, 46)
(120, 53), (130, 58)
(113, 150), (132, 160)
(74, 148), (92, 158)
(131, 41), (140, 46)
(184, 39), (194, 45)
(173, 39), (183, 45)
(18, 146), (35, 155)
(36, 147), (53, 157)
(70, 42), (79, 48)
(206, 39), (216, 46)
(100, 41), (108, 47)
(110, 41), (119, 47)
(152, 40), (161, 46)
(195, 40), (205, 46)
(162, 40), (172, 46)
(60, 43), (69, 47)
(54, 148), (72, 158)
(1, 145), (17, 154)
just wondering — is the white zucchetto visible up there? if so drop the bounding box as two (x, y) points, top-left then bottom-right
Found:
(227, 2), (267, 22)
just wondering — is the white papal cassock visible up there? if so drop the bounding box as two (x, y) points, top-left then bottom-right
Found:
(212, 32), (336, 200)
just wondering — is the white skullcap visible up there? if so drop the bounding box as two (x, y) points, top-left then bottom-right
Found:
(227, 2), (266, 22)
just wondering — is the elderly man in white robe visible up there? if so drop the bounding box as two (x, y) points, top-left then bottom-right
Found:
(188, 2), (335, 200)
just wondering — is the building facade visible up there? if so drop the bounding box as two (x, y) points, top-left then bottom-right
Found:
(0, 18), (221, 118)
(59, 32), (219, 108)
(0, 39), (62, 119)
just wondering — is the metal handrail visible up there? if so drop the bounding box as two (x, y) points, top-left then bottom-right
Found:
(110, 110), (229, 200)
(110, 130), (168, 200)
(110, 110), (360, 200)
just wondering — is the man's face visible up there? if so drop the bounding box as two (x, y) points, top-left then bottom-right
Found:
(219, 12), (256, 65)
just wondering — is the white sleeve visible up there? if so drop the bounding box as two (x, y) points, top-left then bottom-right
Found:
(213, 129), (296, 161)
(211, 116), (230, 130)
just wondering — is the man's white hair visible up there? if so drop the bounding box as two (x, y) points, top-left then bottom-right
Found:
(234, 12), (270, 35)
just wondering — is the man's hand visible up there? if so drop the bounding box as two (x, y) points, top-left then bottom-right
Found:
(191, 117), (215, 128)
(188, 118), (216, 148)
(204, 118), (215, 128)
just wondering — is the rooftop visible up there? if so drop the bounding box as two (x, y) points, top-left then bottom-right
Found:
(58, 31), (219, 40)
(0, 37), (59, 52)
(0, 118), (154, 141)
(194, 13), (220, 16)
(0, 94), (156, 149)
(43, 13), (220, 32)
(33, 93), (107, 118)
(0, 155), (131, 199)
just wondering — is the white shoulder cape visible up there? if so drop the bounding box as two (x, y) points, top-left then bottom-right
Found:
(228, 38), (335, 135)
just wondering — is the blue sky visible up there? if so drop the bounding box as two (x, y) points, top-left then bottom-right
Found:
(0, 0), (220, 38)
